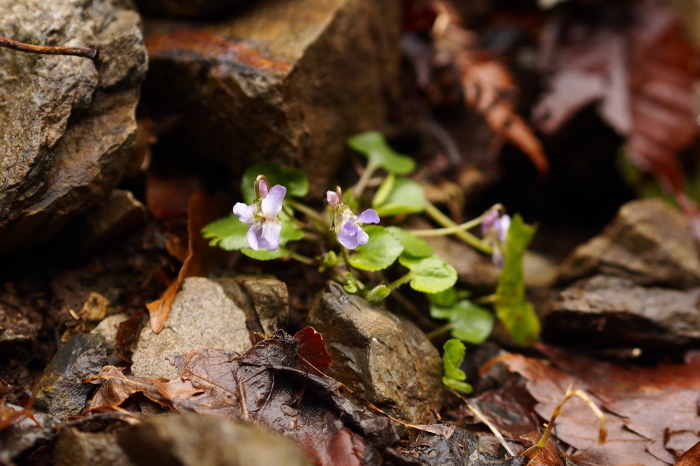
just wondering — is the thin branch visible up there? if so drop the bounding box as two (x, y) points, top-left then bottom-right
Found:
(0, 36), (97, 59)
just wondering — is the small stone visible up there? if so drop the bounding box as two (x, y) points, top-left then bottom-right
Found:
(558, 199), (700, 288)
(0, 406), (51, 465)
(131, 277), (251, 379)
(117, 413), (309, 466)
(34, 333), (122, 423)
(141, 0), (400, 194)
(541, 275), (700, 351)
(0, 0), (147, 255)
(308, 282), (442, 426)
(53, 428), (135, 466)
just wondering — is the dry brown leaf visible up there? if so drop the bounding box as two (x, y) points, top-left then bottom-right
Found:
(428, 0), (549, 175)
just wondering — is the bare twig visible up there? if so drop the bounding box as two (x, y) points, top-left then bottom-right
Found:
(466, 399), (516, 456)
(0, 36), (97, 59)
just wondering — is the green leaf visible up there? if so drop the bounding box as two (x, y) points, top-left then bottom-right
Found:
(495, 214), (541, 346)
(427, 287), (458, 308)
(241, 162), (309, 204)
(348, 132), (416, 175)
(365, 284), (390, 302)
(321, 251), (338, 268)
(399, 256), (457, 293)
(386, 226), (433, 258)
(431, 300), (494, 344)
(349, 226), (403, 271)
(442, 339), (472, 394)
(202, 215), (249, 251)
(242, 247), (290, 260)
(373, 176), (425, 216)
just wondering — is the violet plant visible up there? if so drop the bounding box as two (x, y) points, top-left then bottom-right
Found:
(203, 131), (540, 350)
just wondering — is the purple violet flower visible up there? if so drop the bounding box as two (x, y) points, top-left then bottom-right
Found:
(481, 210), (511, 268)
(233, 177), (286, 251)
(327, 189), (380, 249)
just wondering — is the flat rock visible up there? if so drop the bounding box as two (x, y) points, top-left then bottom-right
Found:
(117, 413), (309, 466)
(557, 199), (700, 288)
(215, 275), (289, 335)
(541, 275), (700, 351)
(54, 428), (135, 466)
(0, 0), (147, 255)
(136, 0), (247, 18)
(308, 282), (442, 426)
(131, 277), (251, 379)
(142, 0), (400, 194)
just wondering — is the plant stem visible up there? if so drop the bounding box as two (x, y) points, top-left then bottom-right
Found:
(425, 323), (453, 340)
(410, 217), (482, 237)
(352, 162), (378, 198)
(286, 199), (327, 225)
(423, 201), (491, 253)
(473, 294), (497, 304)
(341, 246), (353, 272)
(0, 36), (97, 59)
(288, 251), (316, 266)
(387, 272), (413, 290)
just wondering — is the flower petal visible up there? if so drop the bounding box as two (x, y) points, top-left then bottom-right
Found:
(261, 185), (286, 218)
(354, 227), (370, 247)
(258, 178), (269, 198)
(497, 215), (511, 242)
(481, 210), (499, 236)
(326, 191), (340, 208)
(260, 220), (283, 251)
(247, 222), (262, 250)
(357, 209), (380, 225)
(233, 203), (256, 224)
(338, 220), (360, 249)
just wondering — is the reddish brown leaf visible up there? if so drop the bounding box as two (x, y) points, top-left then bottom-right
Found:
(146, 192), (230, 333)
(676, 440), (700, 466)
(293, 326), (332, 374)
(535, 0), (700, 231)
(0, 401), (39, 431)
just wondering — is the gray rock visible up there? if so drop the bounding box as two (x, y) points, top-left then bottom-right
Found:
(131, 277), (252, 379)
(541, 275), (700, 350)
(0, 0), (147, 255)
(34, 333), (122, 423)
(558, 199), (700, 288)
(54, 428), (135, 466)
(308, 282), (443, 426)
(117, 413), (309, 466)
(142, 0), (400, 195)
(215, 275), (289, 335)
(136, 0), (248, 18)
(0, 406), (51, 465)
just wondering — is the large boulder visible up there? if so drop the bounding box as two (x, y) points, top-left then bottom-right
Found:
(0, 0), (147, 255)
(142, 0), (400, 195)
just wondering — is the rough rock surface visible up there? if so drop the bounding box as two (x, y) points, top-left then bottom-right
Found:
(308, 282), (442, 426)
(0, 0), (147, 255)
(131, 277), (252, 379)
(54, 429), (135, 466)
(541, 275), (700, 351)
(215, 275), (289, 335)
(557, 199), (700, 288)
(142, 0), (400, 194)
(34, 333), (122, 423)
(118, 413), (310, 466)
(136, 0), (247, 18)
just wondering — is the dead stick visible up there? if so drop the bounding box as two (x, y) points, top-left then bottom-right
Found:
(0, 36), (97, 59)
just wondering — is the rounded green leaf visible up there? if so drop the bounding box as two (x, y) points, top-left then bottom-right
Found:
(442, 377), (473, 394)
(400, 256), (457, 293)
(386, 226), (433, 257)
(202, 215), (249, 251)
(349, 226), (403, 271)
(448, 300), (494, 344)
(372, 177), (425, 217)
(442, 338), (467, 381)
(365, 284), (390, 302)
(242, 247), (289, 260)
(347, 132), (416, 175)
(241, 162), (309, 203)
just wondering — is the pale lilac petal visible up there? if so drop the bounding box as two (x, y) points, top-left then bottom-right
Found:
(326, 191), (340, 208)
(247, 223), (262, 250)
(258, 178), (269, 197)
(481, 210), (499, 236)
(261, 185), (286, 218)
(357, 209), (380, 225)
(260, 220), (283, 251)
(338, 220), (361, 249)
(497, 215), (511, 242)
(233, 203), (256, 224)
(354, 227), (370, 247)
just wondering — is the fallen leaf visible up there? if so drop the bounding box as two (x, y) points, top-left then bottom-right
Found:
(676, 440), (700, 466)
(0, 401), (39, 431)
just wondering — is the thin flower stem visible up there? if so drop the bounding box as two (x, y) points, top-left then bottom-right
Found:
(425, 322), (453, 340)
(0, 36), (97, 59)
(302, 231), (324, 241)
(288, 251), (316, 266)
(473, 294), (497, 304)
(286, 199), (327, 225)
(411, 205), (502, 237)
(341, 246), (353, 272)
(423, 201), (491, 253)
(352, 162), (378, 198)
(387, 272), (413, 290)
